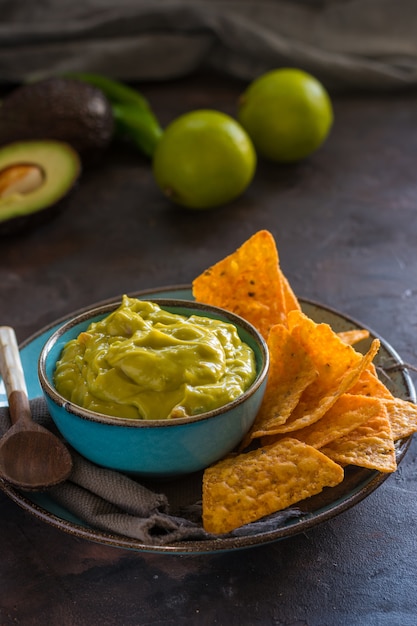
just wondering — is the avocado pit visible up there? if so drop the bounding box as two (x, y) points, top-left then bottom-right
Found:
(0, 163), (45, 199)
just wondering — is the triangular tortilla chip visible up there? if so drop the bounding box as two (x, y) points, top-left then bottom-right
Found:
(281, 273), (301, 315)
(349, 367), (394, 399)
(338, 329), (370, 346)
(192, 230), (288, 338)
(202, 438), (344, 534)
(267, 311), (380, 433)
(288, 310), (366, 379)
(264, 394), (386, 449)
(240, 323), (318, 449)
(321, 408), (396, 473)
(383, 396), (417, 440)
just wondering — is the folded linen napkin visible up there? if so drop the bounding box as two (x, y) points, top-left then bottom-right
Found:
(0, 398), (300, 546)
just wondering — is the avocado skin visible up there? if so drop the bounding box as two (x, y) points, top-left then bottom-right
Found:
(0, 192), (73, 236)
(0, 78), (114, 162)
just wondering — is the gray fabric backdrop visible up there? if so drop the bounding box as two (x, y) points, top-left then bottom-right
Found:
(1, 1), (417, 91)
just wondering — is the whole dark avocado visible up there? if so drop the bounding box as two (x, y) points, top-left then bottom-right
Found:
(0, 140), (81, 235)
(0, 78), (114, 162)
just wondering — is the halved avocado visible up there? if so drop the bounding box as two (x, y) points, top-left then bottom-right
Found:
(0, 140), (81, 235)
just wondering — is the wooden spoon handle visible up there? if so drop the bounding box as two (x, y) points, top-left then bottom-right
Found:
(0, 326), (31, 425)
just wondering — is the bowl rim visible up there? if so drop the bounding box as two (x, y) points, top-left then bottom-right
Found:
(38, 297), (269, 429)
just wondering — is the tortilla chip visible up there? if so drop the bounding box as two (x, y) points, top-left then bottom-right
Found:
(321, 409), (396, 473)
(202, 438), (344, 534)
(383, 397), (417, 440)
(281, 273), (301, 315)
(192, 230), (287, 338)
(240, 323), (318, 448)
(262, 394), (386, 449)
(266, 311), (380, 433)
(349, 367), (394, 399)
(338, 329), (370, 345)
(288, 310), (366, 376)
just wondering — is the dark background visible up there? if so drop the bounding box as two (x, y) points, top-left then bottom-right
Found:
(1, 72), (417, 625)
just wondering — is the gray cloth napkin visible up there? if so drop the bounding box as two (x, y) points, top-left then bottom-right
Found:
(2, 0), (417, 91)
(0, 398), (300, 546)
(0, 398), (208, 545)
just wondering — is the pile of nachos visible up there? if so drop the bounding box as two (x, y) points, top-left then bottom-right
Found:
(191, 230), (417, 534)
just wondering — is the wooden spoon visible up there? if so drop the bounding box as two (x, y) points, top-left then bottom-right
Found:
(0, 326), (73, 490)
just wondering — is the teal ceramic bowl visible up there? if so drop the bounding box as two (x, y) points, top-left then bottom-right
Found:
(38, 298), (269, 477)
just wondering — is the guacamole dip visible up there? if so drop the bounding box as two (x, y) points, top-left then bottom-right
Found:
(54, 296), (257, 420)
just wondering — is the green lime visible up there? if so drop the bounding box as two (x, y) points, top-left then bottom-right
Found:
(237, 68), (333, 163)
(152, 109), (256, 209)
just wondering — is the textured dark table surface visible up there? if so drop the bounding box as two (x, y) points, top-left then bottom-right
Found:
(1, 73), (417, 626)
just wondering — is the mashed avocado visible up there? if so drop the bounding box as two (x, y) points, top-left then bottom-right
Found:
(54, 296), (256, 420)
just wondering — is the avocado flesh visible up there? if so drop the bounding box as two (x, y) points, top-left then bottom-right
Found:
(0, 140), (81, 230)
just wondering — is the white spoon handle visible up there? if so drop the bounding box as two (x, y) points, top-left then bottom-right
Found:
(0, 326), (28, 399)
